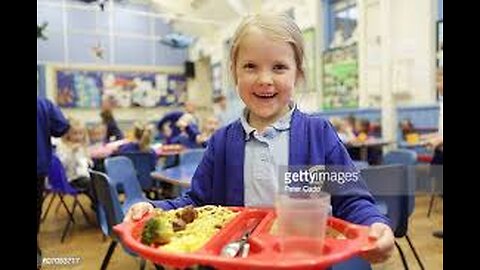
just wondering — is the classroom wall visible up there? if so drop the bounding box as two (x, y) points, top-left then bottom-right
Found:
(38, 0), (192, 131)
(359, 0), (437, 108)
(37, 0), (187, 66)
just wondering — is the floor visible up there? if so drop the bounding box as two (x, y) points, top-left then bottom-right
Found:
(38, 193), (443, 270)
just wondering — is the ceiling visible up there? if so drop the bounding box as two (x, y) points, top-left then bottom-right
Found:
(151, 0), (256, 38)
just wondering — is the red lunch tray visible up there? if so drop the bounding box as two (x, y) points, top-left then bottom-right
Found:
(113, 207), (375, 270)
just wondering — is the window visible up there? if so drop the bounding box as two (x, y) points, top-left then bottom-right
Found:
(334, 4), (357, 42)
(325, 0), (358, 49)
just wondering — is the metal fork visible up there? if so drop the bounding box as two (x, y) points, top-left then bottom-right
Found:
(220, 219), (261, 258)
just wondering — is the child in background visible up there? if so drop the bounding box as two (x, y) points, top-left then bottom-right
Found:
(196, 115), (220, 147)
(330, 117), (356, 143)
(354, 118), (371, 141)
(116, 122), (157, 161)
(100, 98), (124, 143)
(124, 13), (394, 264)
(56, 117), (94, 202)
(156, 101), (199, 143)
(170, 113), (204, 149)
(88, 123), (107, 146)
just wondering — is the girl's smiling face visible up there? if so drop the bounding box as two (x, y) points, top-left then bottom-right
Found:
(235, 27), (299, 128)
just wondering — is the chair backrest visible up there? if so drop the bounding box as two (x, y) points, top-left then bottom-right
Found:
(47, 154), (78, 195)
(383, 149), (417, 215)
(89, 170), (123, 237)
(104, 156), (147, 212)
(383, 149), (417, 166)
(89, 170), (139, 257)
(179, 148), (206, 166)
(117, 152), (157, 191)
(361, 164), (413, 237)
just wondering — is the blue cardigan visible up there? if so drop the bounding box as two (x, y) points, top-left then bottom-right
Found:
(153, 109), (390, 226)
(37, 97), (70, 176)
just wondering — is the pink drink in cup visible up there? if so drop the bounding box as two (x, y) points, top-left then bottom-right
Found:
(275, 191), (331, 257)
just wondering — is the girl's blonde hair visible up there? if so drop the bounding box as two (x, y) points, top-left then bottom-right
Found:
(63, 117), (89, 145)
(133, 122), (153, 152)
(229, 13), (305, 85)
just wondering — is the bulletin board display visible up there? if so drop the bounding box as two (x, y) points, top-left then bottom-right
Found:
(53, 67), (186, 108)
(322, 43), (359, 110)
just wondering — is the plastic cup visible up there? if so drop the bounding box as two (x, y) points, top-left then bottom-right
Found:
(275, 191), (331, 257)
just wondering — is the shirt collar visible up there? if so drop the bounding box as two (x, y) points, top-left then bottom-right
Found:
(240, 102), (296, 141)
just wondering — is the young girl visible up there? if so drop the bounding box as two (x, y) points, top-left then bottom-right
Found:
(100, 107), (124, 143)
(116, 121), (157, 160)
(124, 13), (394, 264)
(56, 117), (94, 200)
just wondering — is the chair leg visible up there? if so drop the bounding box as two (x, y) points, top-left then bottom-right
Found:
(394, 240), (409, 270)
(59, 195), (76, 223)
(61, 200), (77, 243)
(41, 193), (57, 222)
(75, 197), (95, 226)
(139, 258), (146, 270)
(427, 194), (435, 218)
(100, 241), (118, 270)
(427, 175), (437, 218)
(405, 234), (425, 270)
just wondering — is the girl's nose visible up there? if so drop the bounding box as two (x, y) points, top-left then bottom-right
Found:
(257, 71), (273, 86)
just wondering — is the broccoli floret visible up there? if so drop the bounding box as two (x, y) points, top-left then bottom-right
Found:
(141, 216), (174, 246)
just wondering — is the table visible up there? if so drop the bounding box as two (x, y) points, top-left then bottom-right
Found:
(88, 139), (130, 159)
(150, 164), (197, 189)
(398, 141), (428, 148)
(153, 144), (185, 157)
(346, 138), (393, 161)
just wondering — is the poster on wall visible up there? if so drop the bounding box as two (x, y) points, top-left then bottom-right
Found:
(322, 43), (359, 110)
(54, 68), (185, 108)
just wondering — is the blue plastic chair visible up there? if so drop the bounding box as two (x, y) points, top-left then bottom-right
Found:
(104, 156), (148, 213)
(383, 149), (417, 216)
(117, 152), (160, 198)
(361, 164), (424, 270)
(383, 149), (417, 166)
(43, 154), (93, 243)
(89, 170), (147, 270)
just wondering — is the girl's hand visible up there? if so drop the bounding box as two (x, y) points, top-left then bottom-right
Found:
(361, 222), (395, 264)
(123, 202), (155, 223)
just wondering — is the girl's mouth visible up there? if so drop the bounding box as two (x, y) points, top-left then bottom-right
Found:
(253, 93), (278, 99)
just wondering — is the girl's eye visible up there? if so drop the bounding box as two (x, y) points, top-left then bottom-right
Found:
(243, 63), (256, 70)
(273, 64), (288, 71)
